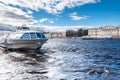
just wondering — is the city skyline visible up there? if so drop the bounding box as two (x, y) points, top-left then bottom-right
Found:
(0, 0), (120, 29)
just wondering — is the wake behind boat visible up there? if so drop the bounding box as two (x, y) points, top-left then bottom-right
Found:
(0, 27), (48, 51)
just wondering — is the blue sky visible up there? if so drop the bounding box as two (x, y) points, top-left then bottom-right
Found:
(0, 0), (120, 29)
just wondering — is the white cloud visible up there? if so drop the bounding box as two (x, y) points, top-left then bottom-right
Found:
(39, 18), (49, 23)
(27, 10), (33, 14)
(43, 26), (93, 32)
(0, 0), (100, 26)
(0, 0), (100, 14)
(39, 18), (54, 24)
(49, 21), (54, 24)
(0, 3), (36, 26)
(70, 12), (89, 20)
(44, 26), (93, 32)
(31, 25), (94, 32)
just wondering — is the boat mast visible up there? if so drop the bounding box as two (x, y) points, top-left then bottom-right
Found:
(17, 24), (30, 31)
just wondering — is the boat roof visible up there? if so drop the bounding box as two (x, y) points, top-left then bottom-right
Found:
(13, 30), (43, 34)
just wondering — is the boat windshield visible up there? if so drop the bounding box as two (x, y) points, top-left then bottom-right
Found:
(9, 32), (46, 40)
(30, 33), (37, 39)
(36, 33), (46, 39)
(21, 32), (46, 39)
(21, 33), (30, 39)
(41, 33), (46, 39)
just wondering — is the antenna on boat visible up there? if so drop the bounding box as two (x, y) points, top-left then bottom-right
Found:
(17, 24), (30, 31)
(22, 24), (26, 27)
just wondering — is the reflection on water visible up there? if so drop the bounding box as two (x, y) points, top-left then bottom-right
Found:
(0, 39), (120, 80)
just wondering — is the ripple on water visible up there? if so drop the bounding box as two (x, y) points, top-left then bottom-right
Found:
(1, 39), (120, 80)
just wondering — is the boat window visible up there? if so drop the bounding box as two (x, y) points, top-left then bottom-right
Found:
(30, 33), (37, 39)
(21, 33), (30, 39)
(36, 33), (41, 38)
(36, 33), (46, 39)
(41, 33), (46, 39)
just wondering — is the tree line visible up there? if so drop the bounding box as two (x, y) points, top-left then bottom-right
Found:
(66, 29), (88, 37)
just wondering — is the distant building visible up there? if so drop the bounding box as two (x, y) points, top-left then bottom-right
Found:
(88, 26), (120, 38)
(45, 32), (66, 38)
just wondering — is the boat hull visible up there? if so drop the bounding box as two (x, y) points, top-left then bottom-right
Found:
(1, 39), (47, 50)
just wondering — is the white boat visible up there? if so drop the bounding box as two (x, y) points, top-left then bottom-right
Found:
(0, 27), (48, 51)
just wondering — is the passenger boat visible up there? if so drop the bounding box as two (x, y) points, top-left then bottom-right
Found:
(0, 27), (48, 51)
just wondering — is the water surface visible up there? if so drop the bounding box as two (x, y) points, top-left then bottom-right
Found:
(0, 39), (120, 80)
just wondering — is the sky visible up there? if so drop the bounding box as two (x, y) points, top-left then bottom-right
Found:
(0, 0), (120, 31)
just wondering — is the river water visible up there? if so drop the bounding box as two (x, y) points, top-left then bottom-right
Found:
(0, 38), (120, 80)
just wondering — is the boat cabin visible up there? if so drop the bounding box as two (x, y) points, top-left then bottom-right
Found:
(8, 31), (46, 40)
